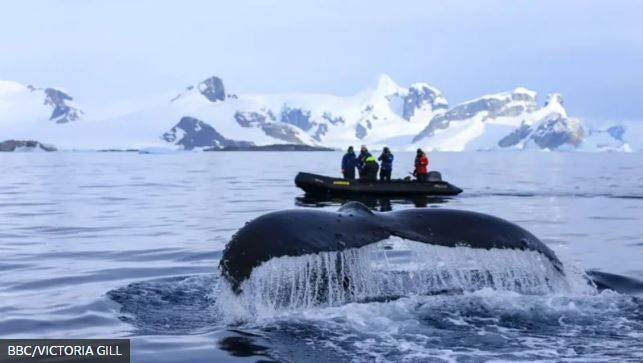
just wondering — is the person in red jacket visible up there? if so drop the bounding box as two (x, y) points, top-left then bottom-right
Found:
(414, 148), (429, 182)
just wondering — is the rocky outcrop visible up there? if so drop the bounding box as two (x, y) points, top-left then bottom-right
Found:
(497, 95), (585, 150)
(413, 88), (538, 142)
(497, 116), (585, 150)
(402, 83), (448, 120)
(280, 106), (313, 131)
(313, 124), (328, 141)
(162, 117), (253, 150)
(530, 114), (585, 149)
(206, 144), (333, 152)
(308, 113), (344, 141)
(44, 88), (78, 123)
(498, 123), (532, 148)
(321, 112), (345, 125)
(31, 87), (82, 123)
(278, 106), (335, 142)
(234, 111), (307, 144)
(0, 140), (56, 152)
(355, 124), (368, 139)
(261, 123), (306, 144)
(198, 76), (226, 102)
(353, 106), (376, 140)
(544, 93), (564, 107)
(235, 111), (266, 128)
(607, 125), (625, 140)
(170, 76), (227, 103)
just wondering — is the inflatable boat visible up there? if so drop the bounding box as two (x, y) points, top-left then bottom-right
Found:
(295, 172), (463, 196)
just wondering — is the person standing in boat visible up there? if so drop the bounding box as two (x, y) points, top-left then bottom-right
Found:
(414, 148), (429, 182)
(341, 146), (357, 179)
(378, 147), (394, 181)
(356, 145), (371, 179)
(361, 154), (379, 181)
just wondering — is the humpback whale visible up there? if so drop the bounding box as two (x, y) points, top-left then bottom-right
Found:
(220, 202), (564, 293)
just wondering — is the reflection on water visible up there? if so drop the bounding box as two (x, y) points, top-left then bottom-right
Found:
(217, 331), (277, 362)
(295, 193), (452, 211)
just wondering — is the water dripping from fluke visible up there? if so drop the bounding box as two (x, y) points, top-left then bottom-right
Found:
(215, 240), (594, 322)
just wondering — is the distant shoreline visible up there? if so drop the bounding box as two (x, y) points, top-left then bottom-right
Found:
(0, 140), (336, 153)
(204, 144), (335, 152)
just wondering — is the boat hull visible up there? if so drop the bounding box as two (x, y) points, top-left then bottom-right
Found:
(295, 172), (463, 196)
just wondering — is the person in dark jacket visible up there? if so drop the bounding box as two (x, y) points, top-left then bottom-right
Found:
(378, 147), (394, 181)
(341, 146), (357, 179)
(356, 145), (371, 179)
(414, 148), (429, 182)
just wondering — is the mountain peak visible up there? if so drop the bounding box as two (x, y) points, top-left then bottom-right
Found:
(546, 93), (564, 106)
(374, 74), (400, 95)
(0, 81), (82, 124)
(197, 76), (226, 102)
(542, 93), (567, 118)
(513, 87), (537, 99)
(44, 87), (81, 123)
(402, 82), (449, 121)
(410, 82), (441, 94)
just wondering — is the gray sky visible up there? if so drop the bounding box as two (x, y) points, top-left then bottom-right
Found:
(1, 0), (641, 120)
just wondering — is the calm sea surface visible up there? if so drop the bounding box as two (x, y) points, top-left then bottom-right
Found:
(1, 151), (642, 362)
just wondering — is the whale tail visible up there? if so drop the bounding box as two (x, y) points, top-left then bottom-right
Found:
(220, 203), (566, 292)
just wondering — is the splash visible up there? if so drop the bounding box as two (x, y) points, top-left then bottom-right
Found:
(272, 289), (643, 363)
(215, 238), (595, 321)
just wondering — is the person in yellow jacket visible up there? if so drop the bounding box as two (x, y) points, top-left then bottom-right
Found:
(358, 147), (379, 181)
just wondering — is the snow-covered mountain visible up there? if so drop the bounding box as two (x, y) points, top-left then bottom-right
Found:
(410, 89), (641, 152)
(232, 74), (448, 149)
(0, 81), (85, 150)
(1, 75), (449, 150)
(0, 76), (639, 151)
(0, 80), (82, 126)
(410, 90), (588, 151)
(579, 121), (643, 152)
(0, 139), (56, 152)
(166, 74), (450, 150)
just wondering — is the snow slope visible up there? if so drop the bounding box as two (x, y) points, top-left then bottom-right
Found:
(579, 121), (643, 152)
(240, 74), (448, 148)
(0, 76), (639, 151)
(411, 91), (590, 151)
(0, 74), (450, 150)
(0, 80), (82, 127)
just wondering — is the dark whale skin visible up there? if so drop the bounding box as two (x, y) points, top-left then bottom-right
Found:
(219, 202), (563, 293)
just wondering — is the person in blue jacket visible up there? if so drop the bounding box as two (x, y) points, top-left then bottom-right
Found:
(378, 147), (394, 181)
(341, 146), (357, 179)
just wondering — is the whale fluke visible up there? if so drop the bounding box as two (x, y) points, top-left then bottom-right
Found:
(219, 202), (563, 293)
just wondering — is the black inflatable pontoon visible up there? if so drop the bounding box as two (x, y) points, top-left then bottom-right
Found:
(295, 172), (462, 196)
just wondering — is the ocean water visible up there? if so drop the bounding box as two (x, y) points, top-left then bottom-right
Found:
(0, 151), (642, 362)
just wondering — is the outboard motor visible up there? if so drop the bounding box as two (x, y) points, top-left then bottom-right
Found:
(427, 171), (442, 182)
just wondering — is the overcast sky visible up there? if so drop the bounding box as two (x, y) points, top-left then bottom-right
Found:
(1, 0), (641, 120)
